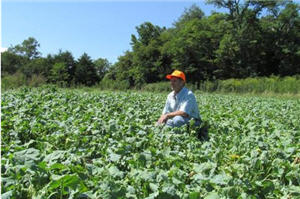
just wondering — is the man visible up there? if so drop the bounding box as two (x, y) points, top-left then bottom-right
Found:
(157, 70), (201, 128)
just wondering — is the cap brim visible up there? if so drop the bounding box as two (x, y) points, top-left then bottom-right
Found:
(166, 75), (185, 81)
(166, 74), (173, 79)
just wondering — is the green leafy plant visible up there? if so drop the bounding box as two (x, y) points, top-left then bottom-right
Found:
(1, 86), (300, 198)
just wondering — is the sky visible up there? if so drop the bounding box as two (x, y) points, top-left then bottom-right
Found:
(2, 0), (226, 64)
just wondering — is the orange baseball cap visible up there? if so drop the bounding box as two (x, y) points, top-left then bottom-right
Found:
(166, 70), (186, 82)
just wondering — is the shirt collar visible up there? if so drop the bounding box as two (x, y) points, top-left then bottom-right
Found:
(173, 86), (187, 100)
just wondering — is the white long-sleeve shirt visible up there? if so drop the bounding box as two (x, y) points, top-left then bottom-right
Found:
(162, 87), (201, 120)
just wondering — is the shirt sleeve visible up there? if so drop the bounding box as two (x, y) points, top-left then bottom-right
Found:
(162, 97), (170, 115)
(179, 94), (197, 117)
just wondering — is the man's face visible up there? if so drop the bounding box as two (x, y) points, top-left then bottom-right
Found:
(170, 77), (184, 93)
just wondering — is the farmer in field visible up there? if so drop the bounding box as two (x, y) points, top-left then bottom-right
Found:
(157, 70), (201, 128)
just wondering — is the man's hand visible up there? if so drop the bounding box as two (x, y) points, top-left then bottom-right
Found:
(157, 111), (188, 125)
(157, 114), (169, 124)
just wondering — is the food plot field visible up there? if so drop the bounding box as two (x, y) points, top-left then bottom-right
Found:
(1, 86), (300, 199)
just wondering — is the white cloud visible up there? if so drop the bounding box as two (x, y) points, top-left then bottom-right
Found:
(1, 47), (8, 53)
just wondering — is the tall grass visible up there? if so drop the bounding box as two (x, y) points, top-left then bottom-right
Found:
(205, 76), (300, 94)
(2, 73), (299, 95)
(96, 78), (130, 91)
(143, 76), (300, 95)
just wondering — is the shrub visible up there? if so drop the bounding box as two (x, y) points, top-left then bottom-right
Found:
(196, 76), (300, 94)
(277, 76), (299, 94)
(97, 77), (130, 90)
(28, 74), (47, 87)
(142, 82), (170, 92)
(1, 72), (27, 91)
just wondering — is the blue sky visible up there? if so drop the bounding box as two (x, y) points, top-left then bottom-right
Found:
(2, 0), (225, 64)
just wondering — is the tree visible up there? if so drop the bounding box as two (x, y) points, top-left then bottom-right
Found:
(19, 58), (49, 78)
(102, 1), (300, 88)
(206, 0), (293, 78)
(107, 51), (134, 87)
(174, 4), (205, 28)
(9, 37), (41, 60)
(131, 22), (165, 46)
(1, 51), (26, 75)
(165, 11), (227, 82)
(75, 53), (99, 86)
(94, 58), (110, 80)
(50, 62), (70, 86)
(214, 33), (242, 78)
(52, 50), (76, 83)
(275, 2), (300, 76)
(130, 22), (168, 86)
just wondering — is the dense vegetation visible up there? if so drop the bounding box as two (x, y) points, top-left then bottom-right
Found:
(141, 75), (300, 95)
(1, 86), (300, 198)
(1, 0), (299, 89)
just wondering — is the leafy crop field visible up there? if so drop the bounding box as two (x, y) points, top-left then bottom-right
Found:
(1, 86), (300, 199)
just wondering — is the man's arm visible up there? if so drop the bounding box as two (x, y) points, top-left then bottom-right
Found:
(157, 110), (188, 124)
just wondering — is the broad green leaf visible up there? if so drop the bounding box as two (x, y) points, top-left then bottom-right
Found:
(1, 191), (13, 199)
(189, 192), (200, 199)
(204, 192), (219, 199)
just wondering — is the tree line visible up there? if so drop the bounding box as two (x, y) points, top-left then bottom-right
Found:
(1, 0), (299, 88)
(1, 36), (110, 87)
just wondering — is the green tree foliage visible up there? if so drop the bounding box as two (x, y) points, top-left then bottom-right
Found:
(174, 3), (205, 28)
(111, 51), (134, 86)
(50, 62), (70, 86)
(166, 13), (227, 83)
(2, 37), (51, 83)
(1, 38), (106, 88)
(19, 58), (49, 78)
(131, 22), (165, 46)
(9, 37), (41, 60)
(94, 58), (110, 80)
(104, 0), (299, 87)
(129, 22), (167, 86)
(52, 50), (76, 83)
(207, 0), (299, 79)
(272, 2), (300, 76)
(1, 51), (26, 74)
(75, 53), (99, 86)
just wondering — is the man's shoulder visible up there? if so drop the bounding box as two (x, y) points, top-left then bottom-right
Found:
(185, 88), (197, 100)
(167, 91), (175, 98)
(187, 89), (195, 95)
(184, 87), (195, 96)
